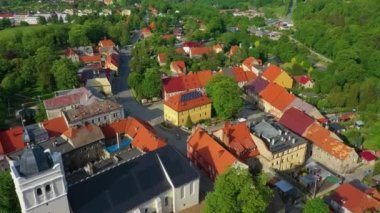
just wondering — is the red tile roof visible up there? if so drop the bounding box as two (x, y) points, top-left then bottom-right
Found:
(245, 71), (257, 81)
(188, 128), (237, 175)
(361, 151), (377, 161)
(165, 91), (211, 112)
(149, 22), (156, 30)
(242, 57), (263, 68)
(221, 122), (259, 160)
(99, 39), (115, 47)
(271, 90), (296, 111)
(101, 117), (166, 152)
(79, 55), (101, 63)
(44, 93), (83, 110)
(259, 82), (286, 103)
(0, 13), (14, 18)
(0, 127), (26, 154)
(331, 183), (380, 213)
(279, 108), (314, 136)
(182, 41), (202, 48)
(232, 67), (248, 82)
(228, 45), (239, 57)
(303, 123), (353, 160)
(162, 76), (185, 93)
(171, 60), (186, 74)
(141, 28), (152, 37)
(262, 64), (282, 82)
(182, 72), (202, 90)
(157, 53), (166, 64)
(195, 70), (213, 87)
(42, 116), (69, 138)
(294, 75), (312, 85)
(189, 47), (212, 56)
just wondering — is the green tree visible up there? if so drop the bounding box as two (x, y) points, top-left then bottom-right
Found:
(51, 59), (79, 90)
(304, 198), (329, 213)
(127, 72), (142, 90)
(141, 69), (162, 98)
(0, 171), (21, 213)
(205, 74), (243, 120)
(34, 102), (47, 122)
(185, 115), (193, 128)
(68, 25), (90, 47)
(37, 16), (47, 25)
(204, 168), (272, 213)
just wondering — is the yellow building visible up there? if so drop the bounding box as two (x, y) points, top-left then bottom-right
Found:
(251, 120), (307, 171)
(164, 91), (211, 126)
(274, 72), (293, 89)
(86, 77), (112, 96)
(262, 64), (293, 89)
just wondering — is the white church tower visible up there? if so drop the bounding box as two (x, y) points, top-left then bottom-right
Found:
(9, 131), (71, 213)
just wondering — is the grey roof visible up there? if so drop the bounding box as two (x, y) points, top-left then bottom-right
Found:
(68, 145), (199, 213)
(285, 97), (315, 114)
(19, 144), (53, 177)
(251, 120), (307, 154)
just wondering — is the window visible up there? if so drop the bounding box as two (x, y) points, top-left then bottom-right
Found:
(45, 185), (51, 193)
(36, 188), (42, 196)
(181, 187), (185, 199)
(190, 182), (194, 195)
(165, 197), (169, 206)
(145, 208), (148, 213)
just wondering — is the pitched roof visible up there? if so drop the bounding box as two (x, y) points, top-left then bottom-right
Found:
(245, 71), (257, 81)
(244, 77), (269, 94)
(232, 67), (247, 82)
(361, 151), (377, 161)
(162, 76), (185, 93)
(99, 39), (115, 47)
(303, 123), (353, 160)
(279, 108), (314, 136)
(228, 45), (239, 57)
(242, 57), (263, 68)
(331, 183), (380, 213)
(189, 47), (212, 56)
(294, 75), (312, 85)
(270, 90), (296, 111)
(44, 90), (84, 110)
(262, 64), (282, 82)
(182, 41), (202, 48)
(105, 53), (119, 67)
(42, 116), (69, 138)
(188, 128), (237, 175)
(170, 60), (186, 74)
(285, 97), (315, 115)
(182, 72), (202, 90)
(259, 82), (286, 103)
(221, 122), (259, 159)
(164, 91), (211, 112)
(0, 127), (26, 154)
(157, 53), (166, 64)
(63, 124), (105, 149)
(79, 55), (101, 63)
(195, 70), (213, 87)
(175, 47), (185, 54)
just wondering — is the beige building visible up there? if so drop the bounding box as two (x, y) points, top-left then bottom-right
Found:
(86, 77), (112, 96)
(251, 120), (307, 171)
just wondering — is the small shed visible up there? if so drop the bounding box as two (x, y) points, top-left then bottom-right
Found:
(361, 151), (377, 164)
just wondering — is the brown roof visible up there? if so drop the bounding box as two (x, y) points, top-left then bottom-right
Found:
(195, 70), (213, 87)
(188, 128), (237, 175)
(170, 60), (186, 74)
(164, 91), (211, 112)
(189, 47), (212, 56)
(63, 124), (105, 149)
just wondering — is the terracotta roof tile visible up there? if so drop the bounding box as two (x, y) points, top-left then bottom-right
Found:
(303, 123), (353, 160)
(259, 82), (286, 103)
(245, 70), (257, 81)
(279, 108), (314, 135)
(42, 116), (69, 138)
(294, 75), (312, 85)
(171, 60), (186, 74)
(165, 91), (211, 112)
(182, 72), (202, 90)
(79, 55), (101, 63)
(157, 53), (166, 64)
(195, 70), (213, 87)
(228, 45), (239, 57)
(189, 47), (212, 57)
(0, 127), (26, 154)
(232, 67), (247, 82)
(242, 57), (263, 68)
(331, 183), (380, 213)
(262, 64), (282, 82)
(99, 39), (115, 47)
(188, 128), (237, 175)
(270, 90), (296, 111)
(162, 76), (185, 93)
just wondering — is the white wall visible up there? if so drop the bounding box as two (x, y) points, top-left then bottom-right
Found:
(173, 179), (200, 212)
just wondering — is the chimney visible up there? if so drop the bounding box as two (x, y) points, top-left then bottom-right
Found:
(278, 129), (282, 135)
(271, 138), (275, 146)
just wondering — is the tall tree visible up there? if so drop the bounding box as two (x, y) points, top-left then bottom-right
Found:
(51, 59), (79, 90)
(205, 74), (243, 120)
(141, 69), (162, 98)
(0, 171), (21, 213)
(204, 168), (272, 213)
(304, 198), (329, 213)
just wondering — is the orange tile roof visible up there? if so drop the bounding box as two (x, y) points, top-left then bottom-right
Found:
(331, 183), (380, 213)
(303, 123), (353, 160)
(188, 128), (237, 175)
(182, 72), (202, 90)
(149, 22), (156, 30)
(42, 116), (69, 138)
(245, 70), (257, 81)
(259, 82), (286, 103)
(165, 91), (211, 112)
(190, 47), (212, 56)
(270, 90), (296, 111)
(171, 60), (186, 74)
(263, 64), (282, 82)
(232, 67), (248, 82)
(221, 122), (259, 160)
(99, 39), (115, 47)
(242, 57), (263, 68)
(157, 53), (166, 64)
(195, 70), (213, 87)
(228, 45), (239, 57)
(0, 127), (25, 154)
(101, 117), (166, 152)
(175, 47), (185, 54)
(79, 55), (101, 63)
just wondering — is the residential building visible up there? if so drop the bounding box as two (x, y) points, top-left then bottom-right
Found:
(182, 41), (202, 54)
(98, 39), (116, 55)
(170, 60), (187, 75)
(85, 77), (112, 96)
(284, 97), (324, 120)
(141, 27), (152, 38)
(221, 67), (256, 88)
(41, 116), (69, 138)
(79, 55), (102, 64)
(43, 87), (102, 119)
(162, 76), (186, 100)
(228, 45), (239, 58)
(329, 182), (380, 213)
(9, 141), (70, 213)
(242, 57), (263, 75)
(68, 145), (199, 213)
(181, 73), (202, 92)
(213, 122), (259, 161)
(104, 53), (119, 72)
(251, 120), (307, 171)
(157, 53), (167, 66)
(243, 76), (269, 102)
(279, 107), (314, 136)
(64, 48), (79, 63)
(213, 43), (224, 53)
(294, 75), (314, 88)
(188, 128), (246, 181)
(0, 127), (26, 170)
(262, 64), (293, 89)
(164, 91), (211, 126)
(302, 122), (358, 174)
(258, 83), (296, 118)
(189, 47), (212, 58)
(63, 99), (124, 127)
(195, 70), (213, 88)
